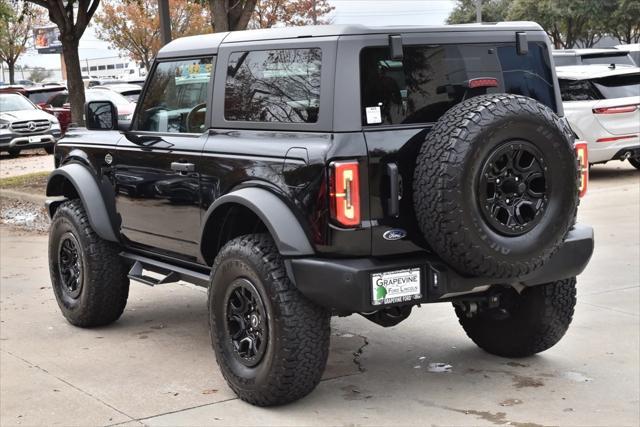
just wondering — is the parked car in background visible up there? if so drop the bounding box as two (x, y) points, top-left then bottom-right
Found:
(557, 64), (640, 168)
(123, 78), (146, 87)
(615, 44), (640, 66)
(93, 83), (142, 103)
(47, 88), (136, 122)
(0, 85), (71, 135)
(0, 92), (61, 156)
(553, 49), (634, 67)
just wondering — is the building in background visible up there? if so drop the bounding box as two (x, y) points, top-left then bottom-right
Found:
(81, 56), (147, 79)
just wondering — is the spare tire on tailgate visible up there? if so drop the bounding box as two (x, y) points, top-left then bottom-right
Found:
(413, 94), (578, 278)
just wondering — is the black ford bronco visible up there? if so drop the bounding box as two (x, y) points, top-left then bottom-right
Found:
(46, 23), (594, 406)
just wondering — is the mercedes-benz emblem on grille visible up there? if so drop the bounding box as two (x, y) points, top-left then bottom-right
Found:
(26, 121), (37, 131)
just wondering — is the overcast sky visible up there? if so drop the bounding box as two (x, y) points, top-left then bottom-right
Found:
(16, 0), (457, 70)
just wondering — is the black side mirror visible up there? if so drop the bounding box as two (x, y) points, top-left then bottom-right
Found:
(85, 100), (118, 130)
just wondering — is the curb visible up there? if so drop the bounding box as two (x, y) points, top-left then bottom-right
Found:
(0, 189), (47, 205)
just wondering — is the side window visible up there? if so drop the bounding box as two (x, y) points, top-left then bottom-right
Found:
(224, 48), (322, 123)
(135, 57), (213, 133)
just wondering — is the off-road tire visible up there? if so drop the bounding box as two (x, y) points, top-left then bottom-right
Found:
(413, 94), (579, 278)
(208, 234), (331, 406)
(455, 278), (577, 358)
(49, 199), (129, 327)
(629, 157), (640, 170)
(7, 148), (20, 157)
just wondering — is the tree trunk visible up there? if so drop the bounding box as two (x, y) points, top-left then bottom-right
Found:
(8, 61), (15, 84)
(62, 36), (85, 126)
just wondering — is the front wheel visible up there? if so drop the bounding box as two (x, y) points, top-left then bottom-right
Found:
(49, 200), (129, 327)
(208, 234), (330, 406)
(454, 278), (577, 357)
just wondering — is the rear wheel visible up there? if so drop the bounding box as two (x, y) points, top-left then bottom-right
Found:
(454, 278), (577, 357)
(209, 234), (330, 406)
(629, 156), (640, 170)
(49, 200), (129, 327)
(413, 94), (578, 278)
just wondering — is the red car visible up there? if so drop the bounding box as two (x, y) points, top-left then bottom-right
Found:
(0, 85), (71, 134)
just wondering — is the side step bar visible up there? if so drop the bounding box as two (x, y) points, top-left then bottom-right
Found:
(120, 252), (210, 288)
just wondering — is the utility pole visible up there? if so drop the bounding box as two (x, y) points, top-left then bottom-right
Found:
(158, 0), (172, 46)
(476, 0), (482, 23)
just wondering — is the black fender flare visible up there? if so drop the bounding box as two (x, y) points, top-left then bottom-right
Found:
(200, 187), (314, 259)
(46, 163), (119, 242)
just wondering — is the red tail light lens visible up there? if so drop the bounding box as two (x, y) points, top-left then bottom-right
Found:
(329, 161), (361, 227)
(592, 104), (638, 114)
(596, 134), (637, 143)
(467, 78), (499, 88)
(574, 141), (588, 198)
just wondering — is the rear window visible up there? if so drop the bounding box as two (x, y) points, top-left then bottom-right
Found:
(553, 55), (579, 66)
(360, 42), (555, 126)
(582, 54), (634, 66)
(224, 48), (322, 124)
(558, 79), (600, 101)
(593, 74), (640, 99)
(28, 89), (65, 105)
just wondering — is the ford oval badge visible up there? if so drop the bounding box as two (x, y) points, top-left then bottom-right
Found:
(383, 229), (407, 241)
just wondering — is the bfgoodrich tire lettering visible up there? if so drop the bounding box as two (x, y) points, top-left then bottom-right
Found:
(208, 234), (330, 406)
(413, 94), (579, 278)
(48, 199), (129, 327)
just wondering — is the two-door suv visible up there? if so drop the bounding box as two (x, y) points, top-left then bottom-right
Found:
(46, 23), (594, 406)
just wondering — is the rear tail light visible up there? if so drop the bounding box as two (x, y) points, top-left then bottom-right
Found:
(574, 141), (588, 198)
(467, 78), (499, 88)
(596, 134), (637, 143)
(329, 160), (361, 227)
(592, 104), (638, 114)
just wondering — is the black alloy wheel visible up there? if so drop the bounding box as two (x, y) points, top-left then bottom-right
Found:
(57, 232), (83, 299)
(225, 278), (268, 367)
(478, 141), (548, 236)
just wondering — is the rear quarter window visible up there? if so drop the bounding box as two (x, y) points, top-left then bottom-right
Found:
(224, 48), (322, 123)
(360, 42), (556, 126)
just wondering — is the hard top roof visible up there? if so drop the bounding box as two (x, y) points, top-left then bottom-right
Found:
(552, 48), (628, 56)
(555, 64), (640, 80)
(157, 21), (544, 59)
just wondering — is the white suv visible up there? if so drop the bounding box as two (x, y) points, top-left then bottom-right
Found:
(557, 65), (640, 168)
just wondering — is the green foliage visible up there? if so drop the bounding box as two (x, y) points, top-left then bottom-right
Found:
(447, 0), (511, 24)
(28, 66), (52, 82)
(448, 0), (640, 47)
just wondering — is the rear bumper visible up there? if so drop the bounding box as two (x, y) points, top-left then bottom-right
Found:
(588, 137), (640, 164)
(288, 224), (594, 313)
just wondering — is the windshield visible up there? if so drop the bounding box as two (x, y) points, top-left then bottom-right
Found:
(86, 89), (131, 106)
(0, 93), (36, 112)
(593, 74), (640, 98)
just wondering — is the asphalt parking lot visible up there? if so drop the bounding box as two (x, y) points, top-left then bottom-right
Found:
(1, 158), (638, 426)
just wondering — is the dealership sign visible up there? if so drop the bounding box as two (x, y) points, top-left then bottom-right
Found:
(34, 26), (62, 54)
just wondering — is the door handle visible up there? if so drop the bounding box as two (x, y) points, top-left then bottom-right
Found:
(171, 162), (195, 173)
